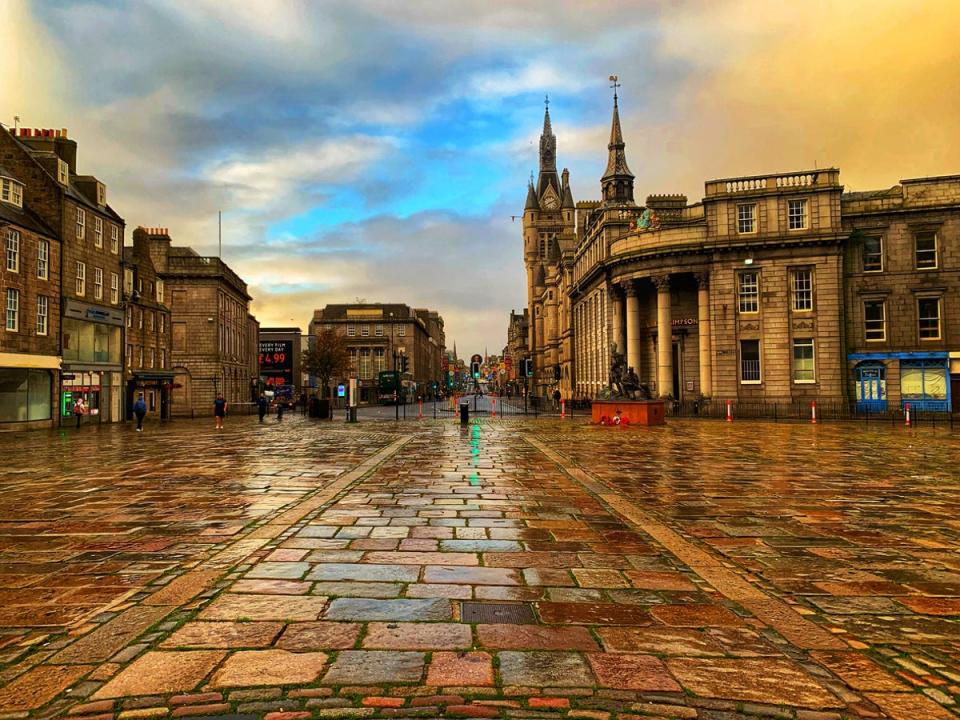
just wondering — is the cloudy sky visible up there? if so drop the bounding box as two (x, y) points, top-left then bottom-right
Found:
(3, 1), (959, 354)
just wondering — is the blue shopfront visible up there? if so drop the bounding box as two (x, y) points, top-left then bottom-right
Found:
(850, 352), (951, 413)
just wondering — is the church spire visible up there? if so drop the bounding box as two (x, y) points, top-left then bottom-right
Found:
(601, 76), (634, 205)
(537, 94), (560, 200)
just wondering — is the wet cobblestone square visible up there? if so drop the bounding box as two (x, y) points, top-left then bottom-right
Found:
(0, 415), (957, 719)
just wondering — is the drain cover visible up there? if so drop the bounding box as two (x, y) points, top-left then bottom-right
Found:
(460, 601), (537, 624)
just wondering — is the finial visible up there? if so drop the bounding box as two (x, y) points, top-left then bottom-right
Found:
(609, 74), (620, 106)
(544, 94), (550, 111)
(530, 171), (535, 186)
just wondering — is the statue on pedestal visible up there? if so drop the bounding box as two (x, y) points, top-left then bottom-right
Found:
(599, 345), (651, 401)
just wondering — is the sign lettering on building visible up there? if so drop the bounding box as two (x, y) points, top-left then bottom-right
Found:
(259, 340), (294, 387)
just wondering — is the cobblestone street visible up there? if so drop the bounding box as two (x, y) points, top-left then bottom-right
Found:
(0, 416), (957, 720)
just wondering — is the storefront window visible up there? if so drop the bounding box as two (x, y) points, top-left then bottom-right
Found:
(901, 360), (948, 409)
(94, 324), (111, 363)
(0, 370), (51, 422)
(63, 319), (122, 364)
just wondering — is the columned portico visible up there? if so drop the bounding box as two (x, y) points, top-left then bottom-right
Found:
(624, 283), (641, 376)
(696, 272), (712, 398)
(654, 275), (673, 398)
(609, 285), (625, 357)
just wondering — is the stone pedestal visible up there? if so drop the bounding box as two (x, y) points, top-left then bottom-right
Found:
(592, 399), (666, 426)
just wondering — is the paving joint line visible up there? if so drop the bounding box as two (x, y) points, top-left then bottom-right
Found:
(522, 433), (848, 653)
(38, 434), (414, 676)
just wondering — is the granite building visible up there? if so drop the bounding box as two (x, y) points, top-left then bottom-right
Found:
(134, 227), (260, 418)
(522, 101), (576, 399)
(842, 176), (960, 412)
(0, 164), (61, 430)
(527, 94), (960, 411)
(123, 228), (174, 420)
(2, 127), (125, 425)
(309, 303), (445, 404)
(503, 308), (529, 390)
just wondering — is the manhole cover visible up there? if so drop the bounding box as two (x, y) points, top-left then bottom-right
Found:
(460, 601), (537, 624)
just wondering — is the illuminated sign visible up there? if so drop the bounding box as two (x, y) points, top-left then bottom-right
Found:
(259, 340), (294, 386)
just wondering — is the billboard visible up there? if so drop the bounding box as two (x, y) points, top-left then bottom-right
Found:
(259, 340), (294, 387)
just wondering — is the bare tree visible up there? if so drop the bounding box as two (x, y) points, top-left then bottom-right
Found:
(302, 328), (352, 398)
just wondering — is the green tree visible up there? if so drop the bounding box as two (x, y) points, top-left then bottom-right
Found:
(302, 328), (352, 397)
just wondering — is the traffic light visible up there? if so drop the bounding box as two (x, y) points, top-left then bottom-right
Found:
(471, 361), (480, 378)
(523, 358), (533, 377)
(399, 355), (408, 373)
(553, 363), (561, 381)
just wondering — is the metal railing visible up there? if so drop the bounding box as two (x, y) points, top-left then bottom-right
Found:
(666, 398), (957, 426)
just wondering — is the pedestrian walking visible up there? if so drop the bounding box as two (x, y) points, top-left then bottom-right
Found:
(213, 394), (228, 429)
(73, 397), (87, 428)
(258, 393), (268, 423)
(553, 388), (561, 411)
(276, 400), (284, 423)
(133, 393), (147, 432)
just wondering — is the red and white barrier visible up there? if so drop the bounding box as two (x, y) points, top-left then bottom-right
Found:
(905, 402), (911, 427)
(726, 399), (733, 423)
(811, 400), (817, 424)
(561, 399), (566, 418)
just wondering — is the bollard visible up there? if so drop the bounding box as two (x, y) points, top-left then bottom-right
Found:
(561, 399), (566, 418)
(491, 396), (497, 418)
(459, 401), (469, 425)
(418, 399), (423, 419)
(811, 400), (817, 424)
(905, 402), (911, 427)
(726, 399), (732, 423)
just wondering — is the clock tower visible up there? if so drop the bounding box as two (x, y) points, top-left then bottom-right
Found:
(523, 96), (576, 401)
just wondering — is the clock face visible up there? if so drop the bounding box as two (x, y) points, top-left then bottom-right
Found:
(543, 150), (553, 162)
(543, 194), (559, 209)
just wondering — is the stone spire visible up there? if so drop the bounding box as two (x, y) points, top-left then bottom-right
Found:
(561, 168), (574, 209)
(525, 177), (540, 211)
(601, 80), (634, 204)
(537, 95), (560, 200)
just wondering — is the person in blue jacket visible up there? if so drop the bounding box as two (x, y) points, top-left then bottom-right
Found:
(133, 393), (147, 432)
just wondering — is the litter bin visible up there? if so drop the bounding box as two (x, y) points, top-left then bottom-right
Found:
(459, 401), (469, 425)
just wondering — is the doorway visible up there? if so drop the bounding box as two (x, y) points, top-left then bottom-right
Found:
(671, 341), (682, 399)
(855, 364), (887, 413)
(952, 375), (959, 413)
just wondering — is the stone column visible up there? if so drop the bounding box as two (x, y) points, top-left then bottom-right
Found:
(696, 272), (713, 398)
(609, 285), (625, 357)
(654, 275), (673, 398)
(624, 283), (641, 377)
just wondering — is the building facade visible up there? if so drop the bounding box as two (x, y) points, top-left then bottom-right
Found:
(309, 303), (445, 403)
(2, 127), (125, 425)
(0, 165), (62, 430)
(527, 94), (959, 411)
(502, 308), (529, 392)
(523, 102), (577, 400)
(123, 228), (174, 420)
(134, 227), (259, 418)
(842, 176), (960, 412)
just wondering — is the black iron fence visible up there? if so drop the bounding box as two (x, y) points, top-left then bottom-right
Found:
(666, 398), (958, 426)
(368, 395), (957, 428)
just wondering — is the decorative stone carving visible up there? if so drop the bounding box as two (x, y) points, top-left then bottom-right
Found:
(694, 272), (710, 289)
(651, 274), (671, 291)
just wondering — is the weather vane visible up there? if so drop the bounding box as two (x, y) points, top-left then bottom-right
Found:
(609, 75), (620, 102)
